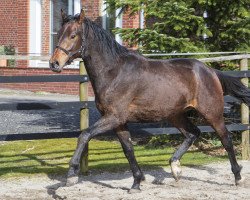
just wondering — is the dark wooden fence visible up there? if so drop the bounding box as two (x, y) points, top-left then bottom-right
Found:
(0, 53), (249, 162)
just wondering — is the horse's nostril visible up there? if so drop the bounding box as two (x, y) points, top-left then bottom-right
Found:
(49, 62), (55, 69)
(50, 60), (61, 73)
(54, 61), (59, 66)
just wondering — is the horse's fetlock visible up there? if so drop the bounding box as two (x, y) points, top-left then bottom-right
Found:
(232, 165), (242, 175)
(134, 171), (143, 180)
(170, 157), (179, 164)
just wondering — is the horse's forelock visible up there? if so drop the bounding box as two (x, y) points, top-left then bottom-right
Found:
(61, 14), (80, 26)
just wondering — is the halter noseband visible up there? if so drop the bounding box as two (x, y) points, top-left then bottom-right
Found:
(55, 23), (86, 60)
(55, 45), (83, 58)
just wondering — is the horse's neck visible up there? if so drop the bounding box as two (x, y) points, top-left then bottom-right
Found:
(83, 45), (119, 94)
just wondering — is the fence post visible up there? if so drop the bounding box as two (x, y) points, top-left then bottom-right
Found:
(240, 58), (250, 160)
(79, 61), (89, 173)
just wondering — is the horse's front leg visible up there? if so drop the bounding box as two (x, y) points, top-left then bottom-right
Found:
(116, 125), (145, 193)
(66, 115), (121, 186)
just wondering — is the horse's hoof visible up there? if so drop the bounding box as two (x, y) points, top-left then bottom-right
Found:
(235, 176), (246, 186)
(128, 188), (141, 194)
(170, 160), (182, 181)
(66, 176), (79, 187)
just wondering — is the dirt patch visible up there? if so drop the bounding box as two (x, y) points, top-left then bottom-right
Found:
(1, 161), (250, 200)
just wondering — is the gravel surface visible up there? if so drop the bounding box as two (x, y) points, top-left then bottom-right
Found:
(0, 161), (250, 200)
(0, 89), (163, 137)
(0, 89), (99, 135)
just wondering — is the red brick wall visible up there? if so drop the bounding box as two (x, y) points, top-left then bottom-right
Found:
(82, 0), (101, 24)
(0, 0), (140, 55)
(41, 0), (51, 54)
(0, 0), (29, 67)
(0, 0), (17, 47)
(0, 67), (94, 97)
(123, 11), (140, 29)
(0, 0), (140, 96)
(122, 11), (140, 48)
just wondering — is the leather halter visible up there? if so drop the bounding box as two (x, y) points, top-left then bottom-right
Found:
(55, 23), (86, 60)
(55, 45), (82, 57)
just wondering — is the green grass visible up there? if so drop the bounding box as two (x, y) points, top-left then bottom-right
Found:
(0, 138), (227, 179)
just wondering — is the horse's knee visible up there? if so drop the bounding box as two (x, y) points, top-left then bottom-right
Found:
(78, 131), (91, 144)
(185, 133), (198, 146)
(124, 145), (134, 156)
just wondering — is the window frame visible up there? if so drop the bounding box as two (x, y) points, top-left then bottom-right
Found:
(49, 0), (81, 69)
(29, 0), (42, 67)
(101, 0), (123, 45)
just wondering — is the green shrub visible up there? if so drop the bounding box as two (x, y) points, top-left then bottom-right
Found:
(0, 45), (16, 67)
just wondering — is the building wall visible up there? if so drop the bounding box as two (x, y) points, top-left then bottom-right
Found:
(0, 0), (140, 96)
(0, 0), (140, 56)
(41, 0), (51, 54)
(0, 0), (29, 67)
(82, 0), (102, 23)
(123, 12), (140, 29)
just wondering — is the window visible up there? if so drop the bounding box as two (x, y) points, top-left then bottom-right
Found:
(101, 1), (123, 44)
(50, 0), (80, 53)
(101, 1), (115, 32)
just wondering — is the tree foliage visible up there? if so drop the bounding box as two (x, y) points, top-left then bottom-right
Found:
(105, 0), (250, 53)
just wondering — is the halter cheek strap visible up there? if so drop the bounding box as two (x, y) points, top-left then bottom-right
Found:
(56, 45), (72, 56)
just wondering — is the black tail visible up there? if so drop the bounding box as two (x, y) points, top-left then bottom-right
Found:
(215, 70), (250, 106)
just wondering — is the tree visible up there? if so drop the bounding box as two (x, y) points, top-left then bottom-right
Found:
(105, 0), (250, 53)
(199, 0), (250, 52)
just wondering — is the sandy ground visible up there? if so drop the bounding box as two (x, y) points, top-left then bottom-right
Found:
(0, 161), (250, 200)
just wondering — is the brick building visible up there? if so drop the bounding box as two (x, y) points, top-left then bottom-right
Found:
(0, 0), (142, 97)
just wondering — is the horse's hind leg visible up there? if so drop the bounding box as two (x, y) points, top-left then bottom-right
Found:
(115, 125), (144, 193)
(205, 117), (243, 185)
(197, 92), (243, 185)
(169, 114), (201, 181)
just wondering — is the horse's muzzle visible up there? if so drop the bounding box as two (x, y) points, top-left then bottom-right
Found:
(49, 61), (62, 73)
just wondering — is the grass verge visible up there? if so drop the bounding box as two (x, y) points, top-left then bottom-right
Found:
(0, 138), (227, 179)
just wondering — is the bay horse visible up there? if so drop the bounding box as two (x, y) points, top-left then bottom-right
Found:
(49, 8), (248, 193)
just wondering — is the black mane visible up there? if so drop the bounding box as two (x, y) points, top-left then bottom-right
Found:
(63, 14), (129, 58)
(84, 18), (129, 58)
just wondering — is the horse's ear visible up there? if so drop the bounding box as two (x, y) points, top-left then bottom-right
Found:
(78, 8), (85, 24)
(61, 9), (67, 22)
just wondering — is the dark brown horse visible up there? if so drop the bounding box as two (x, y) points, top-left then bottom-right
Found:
(50, 8), (248, 193)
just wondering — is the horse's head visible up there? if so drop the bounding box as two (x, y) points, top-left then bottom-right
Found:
(49, 8), (85, 73)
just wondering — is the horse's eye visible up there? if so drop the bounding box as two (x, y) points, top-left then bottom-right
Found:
(71, 34), (76, 39)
